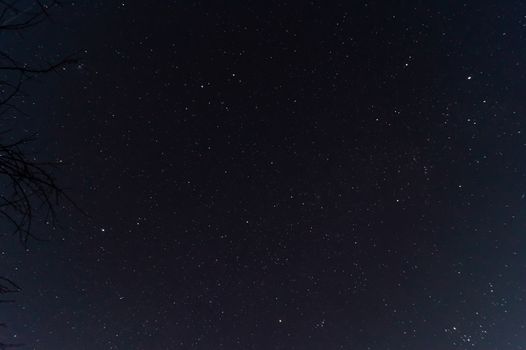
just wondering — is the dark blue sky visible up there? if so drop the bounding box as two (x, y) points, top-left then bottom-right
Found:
(3, 1), (526, 349)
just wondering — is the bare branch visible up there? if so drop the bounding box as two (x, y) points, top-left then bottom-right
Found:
(0, 2), (78, 346)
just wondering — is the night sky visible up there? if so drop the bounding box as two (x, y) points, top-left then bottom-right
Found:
(2, 1), (526, 349)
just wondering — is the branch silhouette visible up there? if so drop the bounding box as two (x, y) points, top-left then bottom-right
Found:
(0, 1), (77, 347)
